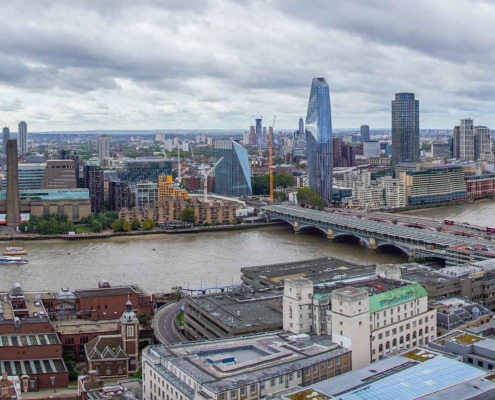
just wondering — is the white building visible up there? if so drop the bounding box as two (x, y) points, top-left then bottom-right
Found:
(283, 278), (314, 334)
(295, 175), (309, 189)
(363, 140), (380, 157)
(98, 134), (110, 166)
(459, 118), (475, 161)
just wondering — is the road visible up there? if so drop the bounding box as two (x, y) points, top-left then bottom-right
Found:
(330, 208), (492, 239)
(154, 301), (185, 344)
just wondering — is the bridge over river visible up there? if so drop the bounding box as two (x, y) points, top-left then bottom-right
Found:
(263, 205), (495, 265)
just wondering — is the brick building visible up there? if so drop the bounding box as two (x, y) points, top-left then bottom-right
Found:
(466, 174), (495, 199)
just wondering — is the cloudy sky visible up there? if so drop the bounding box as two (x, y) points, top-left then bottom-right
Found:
(0, 0), (494, 132)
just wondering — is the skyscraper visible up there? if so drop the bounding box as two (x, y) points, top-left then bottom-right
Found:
(453, 126), (460, 159)
(2, 127), (10, 155)
(298, 117), (304, 135)
(459, 118), (474, 161)
(360, 125), (370, 142)
(306, 77), (333, 203)
(98, 134), (110, 166)
(249, 125), (256, 146)
(262, 127), (267, 144)
(18, 121), (27, 155)
(214, 140), (252, 196)
(6, 139), (20, 226)
(255, 118), (262, 146)
(474, 125), (491, 160)
(391, 93), (419, 167)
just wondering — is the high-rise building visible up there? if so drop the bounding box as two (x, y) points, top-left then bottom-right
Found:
(474, 125), (491, 160)
(363, 140), (381, 157)
(360, 124), (370, 141)
(135, 181), (158, 207)
(1, 163), (46, 190)
(118, 158), (172, 183)
(306, 77), (333, 203)
(242, 130), (249, 145)
(298, 117), (304, 135)
(83, 164), (104, 214)
(98, 134), (110, 166)
(262, 126), (267, 144)
(249, 125), (256, 145)
(453, 126), (460, 159)
(255, 118), (262, 146)
(40, 160), (78, 189)
(6, 140), (20, 226)
(109, 180), (132, 211)
(459, 118), (474, 161)
(59, 150), (81, 187)
(391, 93), (419, 167)
(214, 140), (252, 196)
(2, 127), (10, 155)
(18, 121), (27, 155)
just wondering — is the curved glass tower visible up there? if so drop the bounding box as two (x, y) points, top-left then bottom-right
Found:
(306, 78), (333, 203)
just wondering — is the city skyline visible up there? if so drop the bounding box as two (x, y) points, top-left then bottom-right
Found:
(0, 1), (495, 131)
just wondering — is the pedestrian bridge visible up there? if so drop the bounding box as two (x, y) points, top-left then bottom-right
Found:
(262, 205), (486, 259)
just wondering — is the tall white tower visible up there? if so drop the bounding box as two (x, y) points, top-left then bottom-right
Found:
(18, 121), (27, 155)
(98, 134), (110, 166)
(331, 287), (371, 369)
(283, 278), (314, 334)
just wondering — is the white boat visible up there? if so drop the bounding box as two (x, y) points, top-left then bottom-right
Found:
(0, 256), (28, 264)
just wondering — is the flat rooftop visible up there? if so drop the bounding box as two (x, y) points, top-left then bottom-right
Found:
(0, 358), (67, 374)
(55, 319), (119, 335)
(241, 256), (375, 286)
(0, 290), (51, 323)
(186, 287), (283, 331)
(148, 332), (349, 394)
(0, 333), (60, 347)
(75, 284), (148, 298)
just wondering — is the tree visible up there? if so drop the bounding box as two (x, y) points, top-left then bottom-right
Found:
(131, 217), (141, 230)
(122, 220), (131, 231)
(297, 187), (325, 208)
(111, 219), (123, 232)
(138, 312), (150, 327)
(180, 207), (196, 223)
(142, 219), (155, 230)
(274, 192), (288, 203)
(275, 173), (295, 188)
(251, 174), (270, 195)
(90, 220), (102, 233)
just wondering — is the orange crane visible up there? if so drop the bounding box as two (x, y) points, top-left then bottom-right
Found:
(269, 115), (276, 203)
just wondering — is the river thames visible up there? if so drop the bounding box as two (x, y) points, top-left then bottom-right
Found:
(0, 225), (404, 293)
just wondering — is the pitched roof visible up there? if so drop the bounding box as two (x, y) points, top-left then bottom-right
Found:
(85, 335), (129, 362)
(369, 283), (428, 313)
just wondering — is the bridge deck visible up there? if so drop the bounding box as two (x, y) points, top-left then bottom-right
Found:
(263, 205), (489, 250)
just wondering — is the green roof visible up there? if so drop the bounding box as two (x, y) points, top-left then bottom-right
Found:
(313, 292), (332, 301)
(369, 283), (428, 313)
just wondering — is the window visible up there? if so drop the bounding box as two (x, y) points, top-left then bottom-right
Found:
(305, 368), (310, 377)
(412, 321), (417, 328)
(320, 362), (326, 369)
(250, 385), (256, 393)
(378, 333), (383, 340)
(340, 321), (343, 325)
(359, 321), (362, 326)
(489, 364), (494, 370)
(377, 322), (380, 329)
(385, 331), (390, 337)
(468, 358), (473, 364)
(478, 361), (484, 367)
(392, 328), (397, 335)
(220, 394), (226, 400)
(386, 341), (390, 349)
(289, 374), (293, 381)
(400, 336), (404, 344)
(399, 325), (404, 332)
(406, 323), (410, 330)
(393, 338), (397, 347)
(313, 365), (317, 373)
(231, 390), (237, 399)
(425, 316), (428, 322)
(297, 370), (302, 378)
(279, 376), (283, 384)
(335, 357), (341, 365)
(260, 382), (265, 390)
(240, 387), (246, 396)
(270, 379), (275, 387)
(358, 302), (361, 306)
(419, 318), (423, 325)
(308, 294), (312, 299)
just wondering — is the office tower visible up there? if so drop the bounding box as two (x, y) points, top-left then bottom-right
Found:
(299, 117), (304, 135)
(109, 180), (132, 211)
(118, 158), (172, 183)
(448, 137), (454, 159)
(1, 163), (46, 190)
(98, 134), (110, 165)
(135, 181), (159, 207)
(6, 140), (20, 226)
(360, 125), (370, 142)
(214, 140), (252, 196)
(83, 164), (104, 214)
(2, 127), (10, 155)
(262, 127), (267, 144)
(306, 77), (333, 203)
(391, 93), (419, 167)
(255, 118), (262, 146)
(363, 140), (381, 157)
(18, 121), (27, 155)
(453, 126), (460, 159)
(459, 118), (474, 161)
(249, 125), (256, 145)
(40, 160), (78, 189)
(243, 131), (250, 145)
(474, 125), (491, 160)
(432, 143), (450, 160)
(60, 149), (81, 187)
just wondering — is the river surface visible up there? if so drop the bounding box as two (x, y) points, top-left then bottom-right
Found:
(402, 198), (495, 227)
(0, 226), (405, 293)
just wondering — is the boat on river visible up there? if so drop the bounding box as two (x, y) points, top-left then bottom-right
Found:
(2, 247), (28, 256)
(0, 256), (28, 264)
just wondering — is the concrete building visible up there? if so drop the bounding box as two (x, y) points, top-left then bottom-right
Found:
(40, 160), (78, 189)
(475, 125), (491, 160)
(6, 139), (20, 226)
(2, 126), (9, 155)
(299, 116), (304, 135)
(401, 165), (467, 206)
(118, 158), (172, 183)
(431, 142), (450, 160)
(158, 175), (189, 200)
(453, 125), (460, 159)
(142, 332), (351, 400)
(283, 347), (495, 400)
(1, 163), (46, 191)
(392, 93), (419, 167)
(459, 118), (475, 161)
(98, 134), (110, 166)
(135, 181), (158, 207)
(360, 124), (370, 142)
(18, 121), (27, 155)
(84, 164), (104, 214)
(363, 140), (380, 157)
(109, 180), (132, 211)
(466, 173), (495, 199)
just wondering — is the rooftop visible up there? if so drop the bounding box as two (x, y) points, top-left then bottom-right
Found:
(55, 319), (119, 335)
(147, 332), (349, 394)
(0, 333), (60, 347)
(74, 284), (148, 298)
(0, 358), (67, 375)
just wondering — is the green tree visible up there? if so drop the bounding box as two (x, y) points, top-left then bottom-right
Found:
(274, 192), (288, 203)
(180, 207), (197, 223)
(90, 220), (102, 233)
(275, 173), (295, 188)
(297, 187), (325, 208)
(142, 219), (155, 230)
(122, 220), (131, 232)
(131, 217), (141, 230)
(138, 312), (150, 327)
(111, 219), (123, 232)
(251, 174), (270, 195)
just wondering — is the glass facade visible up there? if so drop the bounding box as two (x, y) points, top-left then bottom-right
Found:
(1, 163), (46, 190)
(135, 181), (159, 207)
(214, 140), (252, 196)
(0, 188), (89, 201)
(118, 158), (172, 183)
(391, 93), (419, 166)
(255, 118), (262, 146)
(306, 77), (333, 203)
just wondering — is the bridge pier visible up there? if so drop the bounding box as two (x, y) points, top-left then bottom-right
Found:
(369, 237), (378, 250)
(293, 221), (300, 234)
(327, 228), (334, 240)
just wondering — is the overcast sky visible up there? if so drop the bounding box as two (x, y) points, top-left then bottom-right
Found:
(0, 0), (494, 132)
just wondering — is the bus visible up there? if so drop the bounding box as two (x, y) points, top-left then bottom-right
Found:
(487, 227), (495, 234)
(444, 220), (455, 225)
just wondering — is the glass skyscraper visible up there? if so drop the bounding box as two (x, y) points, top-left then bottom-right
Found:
(391, 93), (420, 167)
(255, 118), (262, 146)
(214, 140), (252, 196)
(306, 77), (333, 204)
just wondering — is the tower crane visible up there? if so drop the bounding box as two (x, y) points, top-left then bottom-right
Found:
(203, 157), (224, 202)
(269, 115), (276, 203)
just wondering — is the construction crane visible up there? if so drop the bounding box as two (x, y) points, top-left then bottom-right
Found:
(269, 115), (276, 203)
(203, 157), (224, 202)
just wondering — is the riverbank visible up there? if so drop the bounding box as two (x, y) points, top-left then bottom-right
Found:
(0, 221), (284, 243)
